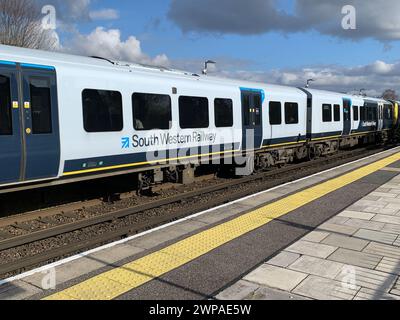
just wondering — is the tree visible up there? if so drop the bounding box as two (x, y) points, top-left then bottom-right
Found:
(0, 0), (57, 50)
(381, 89), (399, 101)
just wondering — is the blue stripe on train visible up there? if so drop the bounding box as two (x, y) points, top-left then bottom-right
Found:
(20, 63), (55, 70)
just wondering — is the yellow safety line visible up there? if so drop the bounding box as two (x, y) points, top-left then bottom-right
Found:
(44, 152), (400, 300)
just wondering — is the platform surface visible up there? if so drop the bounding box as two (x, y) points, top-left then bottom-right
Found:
(1, 148), (400, 300)
(217, 173), (400, 300)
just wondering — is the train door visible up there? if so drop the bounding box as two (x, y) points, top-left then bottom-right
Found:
(241, 89), (263, 151)
(343, 98), (351, 136)
(377, 103), (384, 131)
(0, 61), (22, 184)
(20, 64), (60, 181)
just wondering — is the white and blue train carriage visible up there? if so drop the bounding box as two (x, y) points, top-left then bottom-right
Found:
(0, 44), (396, 193)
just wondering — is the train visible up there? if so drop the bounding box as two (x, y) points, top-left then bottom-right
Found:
(0, 44), (398, 193)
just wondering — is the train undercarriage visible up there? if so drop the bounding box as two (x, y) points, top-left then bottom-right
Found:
(136, 130), (394, 193)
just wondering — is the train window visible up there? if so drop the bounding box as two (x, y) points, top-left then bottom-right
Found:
(360, 106), (366, 121)
(30, 77), (52, 134)
(367, 106), (377, 121)
(269, 101), (282, 125)
(322, 104), (332, 122)
(285, 102), (298, 124)
(353, 106), (359, 121)
(384, 105), (393, 120)
(254, 94), (261, 125)
(243, 94), (250, 126)
(82, 89), (123, 132)
(214, 98), (233, 128)
(0, 75), (12, 135)
(132, 93), (172, 130)
(334, 104), (341, 122)
(179, 96), (209, 129)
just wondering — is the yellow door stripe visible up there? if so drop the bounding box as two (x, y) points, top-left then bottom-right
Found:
(43, 152), (400, 300)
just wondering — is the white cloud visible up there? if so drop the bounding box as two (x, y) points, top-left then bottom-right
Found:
(168, 0), (400, 42)
(198, 60), (400, 97)
(63, 27), (170, 67)
(89, 9), (119, 21)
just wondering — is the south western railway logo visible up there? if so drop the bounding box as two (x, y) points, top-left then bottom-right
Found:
(121, 132), (217, 149)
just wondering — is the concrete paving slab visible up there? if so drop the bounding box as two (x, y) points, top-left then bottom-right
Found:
(354, 287), (400, 300)
(372, 214), (400, 225)
(88, 244), (144, 265)
(361, 207), (400, 215)
(338, 210), (375, 221)
(317, 222), (358, 236)
(370, 192), (397, 198)
(292, 275), (359, 300)
(248, 286), (311, 300)
(215, 280), (259, 300)
(17, 244), (144, 291)
(322, 234), (369, 251)
(364, 242), (400, 259)
(302, 230), (330, 243)
(243, 264), (308, 292)
(192, 205), (251, 225)
(326, 216), (349, 225)
(335, 265), (397, 291)
(344, 218), (385, 232)
(391, 279), (400, 296)
(289, 255), (344, 279)
(385, 203), (400, 210)
(126, 220), (207, 250)
(0, 280), (42, 300)
(328, 248), (382, 269)
(238, 192), (284, 208)
(267, 251), (301, 268)
(363, 196), (381, 201)
(353, 229), (398, 245)
(376, 257), (400, 275)
(286, 240), (338, 259)
(378, 197), (400, 204)
(354, 200), (387, 209)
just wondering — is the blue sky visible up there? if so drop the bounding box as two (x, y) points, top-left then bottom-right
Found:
(74, 0), (400, 70)
(50, 0), (400, 96)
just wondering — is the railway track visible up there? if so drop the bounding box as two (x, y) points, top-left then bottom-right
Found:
(0, 145), (396, 279)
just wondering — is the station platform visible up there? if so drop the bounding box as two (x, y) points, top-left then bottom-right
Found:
(2, 147), (400, 300)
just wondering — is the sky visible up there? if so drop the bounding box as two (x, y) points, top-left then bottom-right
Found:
(37, 0), (400, 97)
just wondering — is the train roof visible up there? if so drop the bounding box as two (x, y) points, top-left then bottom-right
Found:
(305, 88), (365, 100)
(0, 44), (305, 95)
(0, 45), (387, 102)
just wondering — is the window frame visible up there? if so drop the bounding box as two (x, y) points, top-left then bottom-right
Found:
(284, 102), (299, 125)
(353, 105), (359, 121)
(0, 74), (13, 136)
(132, 92), (172, 131)
(269, 101), (282, 125)
(82, 88), (124, 133)
(29, 76), (53, 135)
(214, 98), (233, 128)
(179, 95), (209, 129)
(334, 104), (341, 122)
(322, 104), (332, 122)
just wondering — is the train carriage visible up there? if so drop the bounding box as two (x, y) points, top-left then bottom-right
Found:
(0, 44), (396, 193)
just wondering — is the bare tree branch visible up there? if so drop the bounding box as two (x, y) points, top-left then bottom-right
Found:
(0, 0), (57, 50)
(382, 89), (399, 101)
